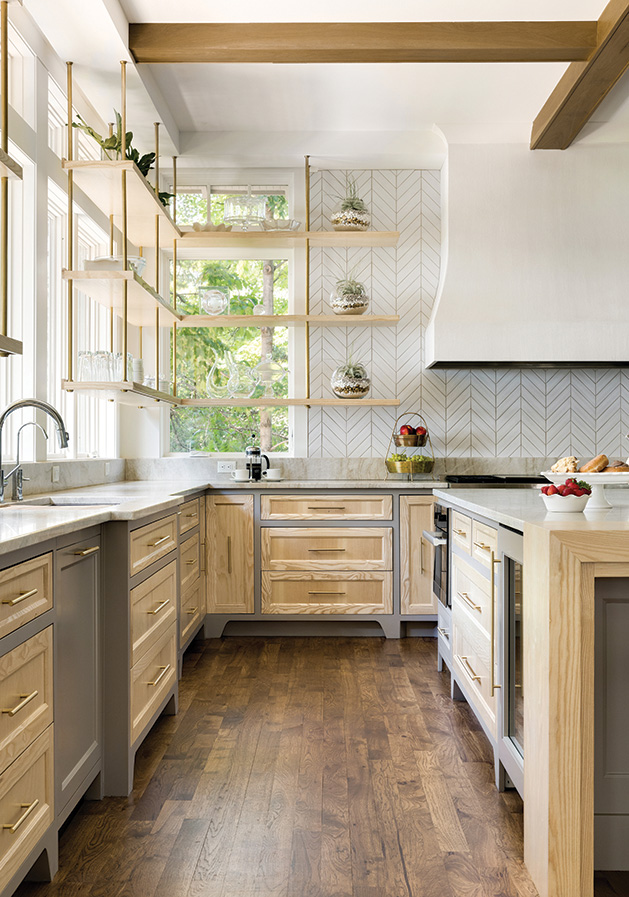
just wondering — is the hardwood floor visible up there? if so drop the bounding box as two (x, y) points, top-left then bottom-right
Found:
(14, 637), (544, 896)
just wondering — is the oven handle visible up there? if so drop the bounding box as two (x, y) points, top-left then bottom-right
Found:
(422, 530), (447, 547)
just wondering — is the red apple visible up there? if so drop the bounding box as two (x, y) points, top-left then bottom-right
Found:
(415, 426), (427, 436)
(399, 425), (415, 435)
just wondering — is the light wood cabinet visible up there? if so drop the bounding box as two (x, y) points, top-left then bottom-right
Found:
(260, 494), (392, 520)
(261, 571), (392, 615)
(261, 527), (392, 571)
(452, 598), (497, 740)
(451, 511), (472, 555)
(400, 495), (436, 614)
(0, 554), (53, 641)
(129, 515), (178, 577)
(206, 494), (254, 614)
(130, 625), (177, 744)
(179, 498), (200, 535)
(130, 562), (177, 667)
(179, 498), (205, 656)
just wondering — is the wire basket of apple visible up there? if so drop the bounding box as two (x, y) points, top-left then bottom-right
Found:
(541, 478), (592, 512)
(394, 423), (428, 447)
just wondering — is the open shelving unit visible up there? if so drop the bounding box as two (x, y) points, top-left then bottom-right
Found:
(62, 269), (180, 327)
(178, 313), (399, 328)
(180, 229), (399, 248)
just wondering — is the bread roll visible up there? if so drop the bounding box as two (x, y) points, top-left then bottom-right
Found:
(551, 456), (578, 473)
(603, 463), (629, 472)
(579, 454), (608, 473)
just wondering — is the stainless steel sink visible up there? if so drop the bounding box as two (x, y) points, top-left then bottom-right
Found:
(1, 497), (121, 508)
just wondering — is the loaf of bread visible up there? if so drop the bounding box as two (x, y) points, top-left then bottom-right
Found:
(579, 454), (608, 473)
(603, 463), (629, 472)
(551, 456), (578, 473)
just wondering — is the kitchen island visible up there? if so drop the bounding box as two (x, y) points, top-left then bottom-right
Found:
(434, 486), (629, 897)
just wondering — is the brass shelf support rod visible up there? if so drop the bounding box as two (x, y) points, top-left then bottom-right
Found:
(66, 61), (74, 380)
(304, 154), (311, 400)
(120, 60), (128, 374)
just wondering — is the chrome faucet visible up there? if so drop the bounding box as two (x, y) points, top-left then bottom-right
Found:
(0, 399), (69, 503)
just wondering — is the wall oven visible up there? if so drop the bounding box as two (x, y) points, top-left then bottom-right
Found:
(423, 502), (449, 607)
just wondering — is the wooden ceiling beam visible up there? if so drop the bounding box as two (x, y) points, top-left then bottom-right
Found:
(531, 0), (629, 149)
(128, 21), (597, 65)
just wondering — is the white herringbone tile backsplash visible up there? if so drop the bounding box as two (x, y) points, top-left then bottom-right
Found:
(307, 170), (629, 460)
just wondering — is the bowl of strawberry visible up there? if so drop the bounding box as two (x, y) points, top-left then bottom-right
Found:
(541, 478), (592, 512)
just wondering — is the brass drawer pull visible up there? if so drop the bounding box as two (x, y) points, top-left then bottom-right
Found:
(2, 690), (38, 717)
(185, 513), (196, 518)
(473, 541), (492, 553)
(227, 536), (232, 574)
(454, 528), (467, 537)
(307, 547), (346, 552)
(458, 655), (481, 683)
(457, 590), (481, 612)
(74, 546), (100, 557)
(186, 607), (198, 615)
(148, 664), (171, 687)
(148, 599), (170, 616)
(308, 590), (346, 596)
(307, 506), (346, 510)
(490, 552), (502, 696)
(3, 588), (38, 606)
(437, 627), (450, 641)
(185, 559), (196, 565)
(149, 535), (171, 548)
(3, 799), (39, 833)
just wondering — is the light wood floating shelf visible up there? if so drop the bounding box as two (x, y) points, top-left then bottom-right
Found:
(62, 159), (181, 247)
(62, 270), (181, 327)
(0, 333), (23, 355)
(61, 381), (400, 409)
(178, 314), (400, 328)
(0, 148), (23, 180)
(180, 230), (400, 248)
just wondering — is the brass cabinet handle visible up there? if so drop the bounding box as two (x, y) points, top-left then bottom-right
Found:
(227, 536), (232, 574)
(74, 546), (100, 556)
(148, 664), (171, 687)
(3, 799), (39, 833)
(457, 590), (481, 612)
(148, 599), (170, 616)
(307, 506), (346, 510)
(308, 590), (346, 596)
(185, 559), (196, 566)
(200, 540), (206, 573)
(458, 654), (481, 683)
(149, 535), (170, 548)
(185, 513), (196, 518)
(2, 588), (38, 606)
(454, 528), (467, 536)
(2, 690), (38, 717)
(307, 547), (346, 552)
(420, 538), (424, 574)
(186, 607), (198, 615)
(437, 627), (450, 641)
(473, 541), (492, 553)
(490, 552), (502, 696)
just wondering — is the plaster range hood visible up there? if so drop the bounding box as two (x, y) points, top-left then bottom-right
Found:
(425, 143), (629, 369)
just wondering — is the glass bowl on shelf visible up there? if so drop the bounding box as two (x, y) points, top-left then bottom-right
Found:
(261, 219), (301, 231)
(223, 190), (266, 230)
(200, 289), (229, 315)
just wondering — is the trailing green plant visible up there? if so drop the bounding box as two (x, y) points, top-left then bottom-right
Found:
(339, 176), (368, 213)
(73, 111), (171, 206)
(335, 275), (366, 296)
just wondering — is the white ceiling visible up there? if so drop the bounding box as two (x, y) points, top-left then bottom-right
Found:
(20, 0), (629, 168)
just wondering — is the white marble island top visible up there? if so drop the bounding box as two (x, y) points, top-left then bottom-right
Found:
(433, 486), (629, 531)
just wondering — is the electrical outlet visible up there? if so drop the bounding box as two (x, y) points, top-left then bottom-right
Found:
(217, 461), (236, 473)
(104, 462), (111, 477)
(51, 465), (60, 483)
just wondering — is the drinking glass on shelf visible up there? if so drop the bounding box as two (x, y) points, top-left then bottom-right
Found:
(93, 351), (114, 381)
(114, 352), (133, 381)
(77, 351), (94, 382)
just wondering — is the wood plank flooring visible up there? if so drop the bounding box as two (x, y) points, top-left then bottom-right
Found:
(10, 635), (611, 897)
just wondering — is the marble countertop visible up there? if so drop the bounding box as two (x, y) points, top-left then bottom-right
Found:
(434, 487), (629, 531)
(0, 478), (444, 556)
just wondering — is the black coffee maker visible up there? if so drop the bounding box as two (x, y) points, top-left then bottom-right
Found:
(245, 436), (270, 481)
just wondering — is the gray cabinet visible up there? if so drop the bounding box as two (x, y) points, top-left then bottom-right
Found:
(55, 531), (102, 824)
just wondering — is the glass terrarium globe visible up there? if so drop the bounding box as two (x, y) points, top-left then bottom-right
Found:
(254, 353), (286, 397)
(330, 362), (371, 399)
(223, 190), (266, 231)
(200, 289), (229, 315)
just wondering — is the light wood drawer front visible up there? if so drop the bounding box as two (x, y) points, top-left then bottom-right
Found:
(179, 498), (200, 535)
(261, 572), (392, 615)
(180, 579), (203, 649)
(260, 494), (393, 521)
(180, 532), (200, 594)
(131, 624), (176, 745)
(452, 605), (496, 738)
(0, 628), (53, 775)
(129, 515), (177, 577)
(261, 527), (392, 571)
(451, 512), (472, 555)
(0, 726), (54, 894)
(0, 554), (53, 641)
(472, 520), (498, 567)
(130, 562), (177, 667)
(452, 555), (492, 637)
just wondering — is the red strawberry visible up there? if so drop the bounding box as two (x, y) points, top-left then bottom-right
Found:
(546, 484), (558, 495)
(558, 484), (569, 496)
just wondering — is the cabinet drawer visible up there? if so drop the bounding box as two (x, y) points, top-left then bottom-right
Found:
(451, 512), (472, 555)
(131, 624), (176, 744)
(130, 562), (177, 667)
(180, 579), (203, 649)
(261, 572), (392, 615)
(180, 532), (200, 594)
(260, 494), (392, 521)
(129, 515), (177, 577)
(261, 527), (392, 571)
(452, 605), (496, 738)
(472, 520), (498, 567)
(0, 726), (54, 894)
(179, 498), (200, 535)
(0, 554), (53, 641)
(0, 628), (53, 776)
(452, 554), (493, 637)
